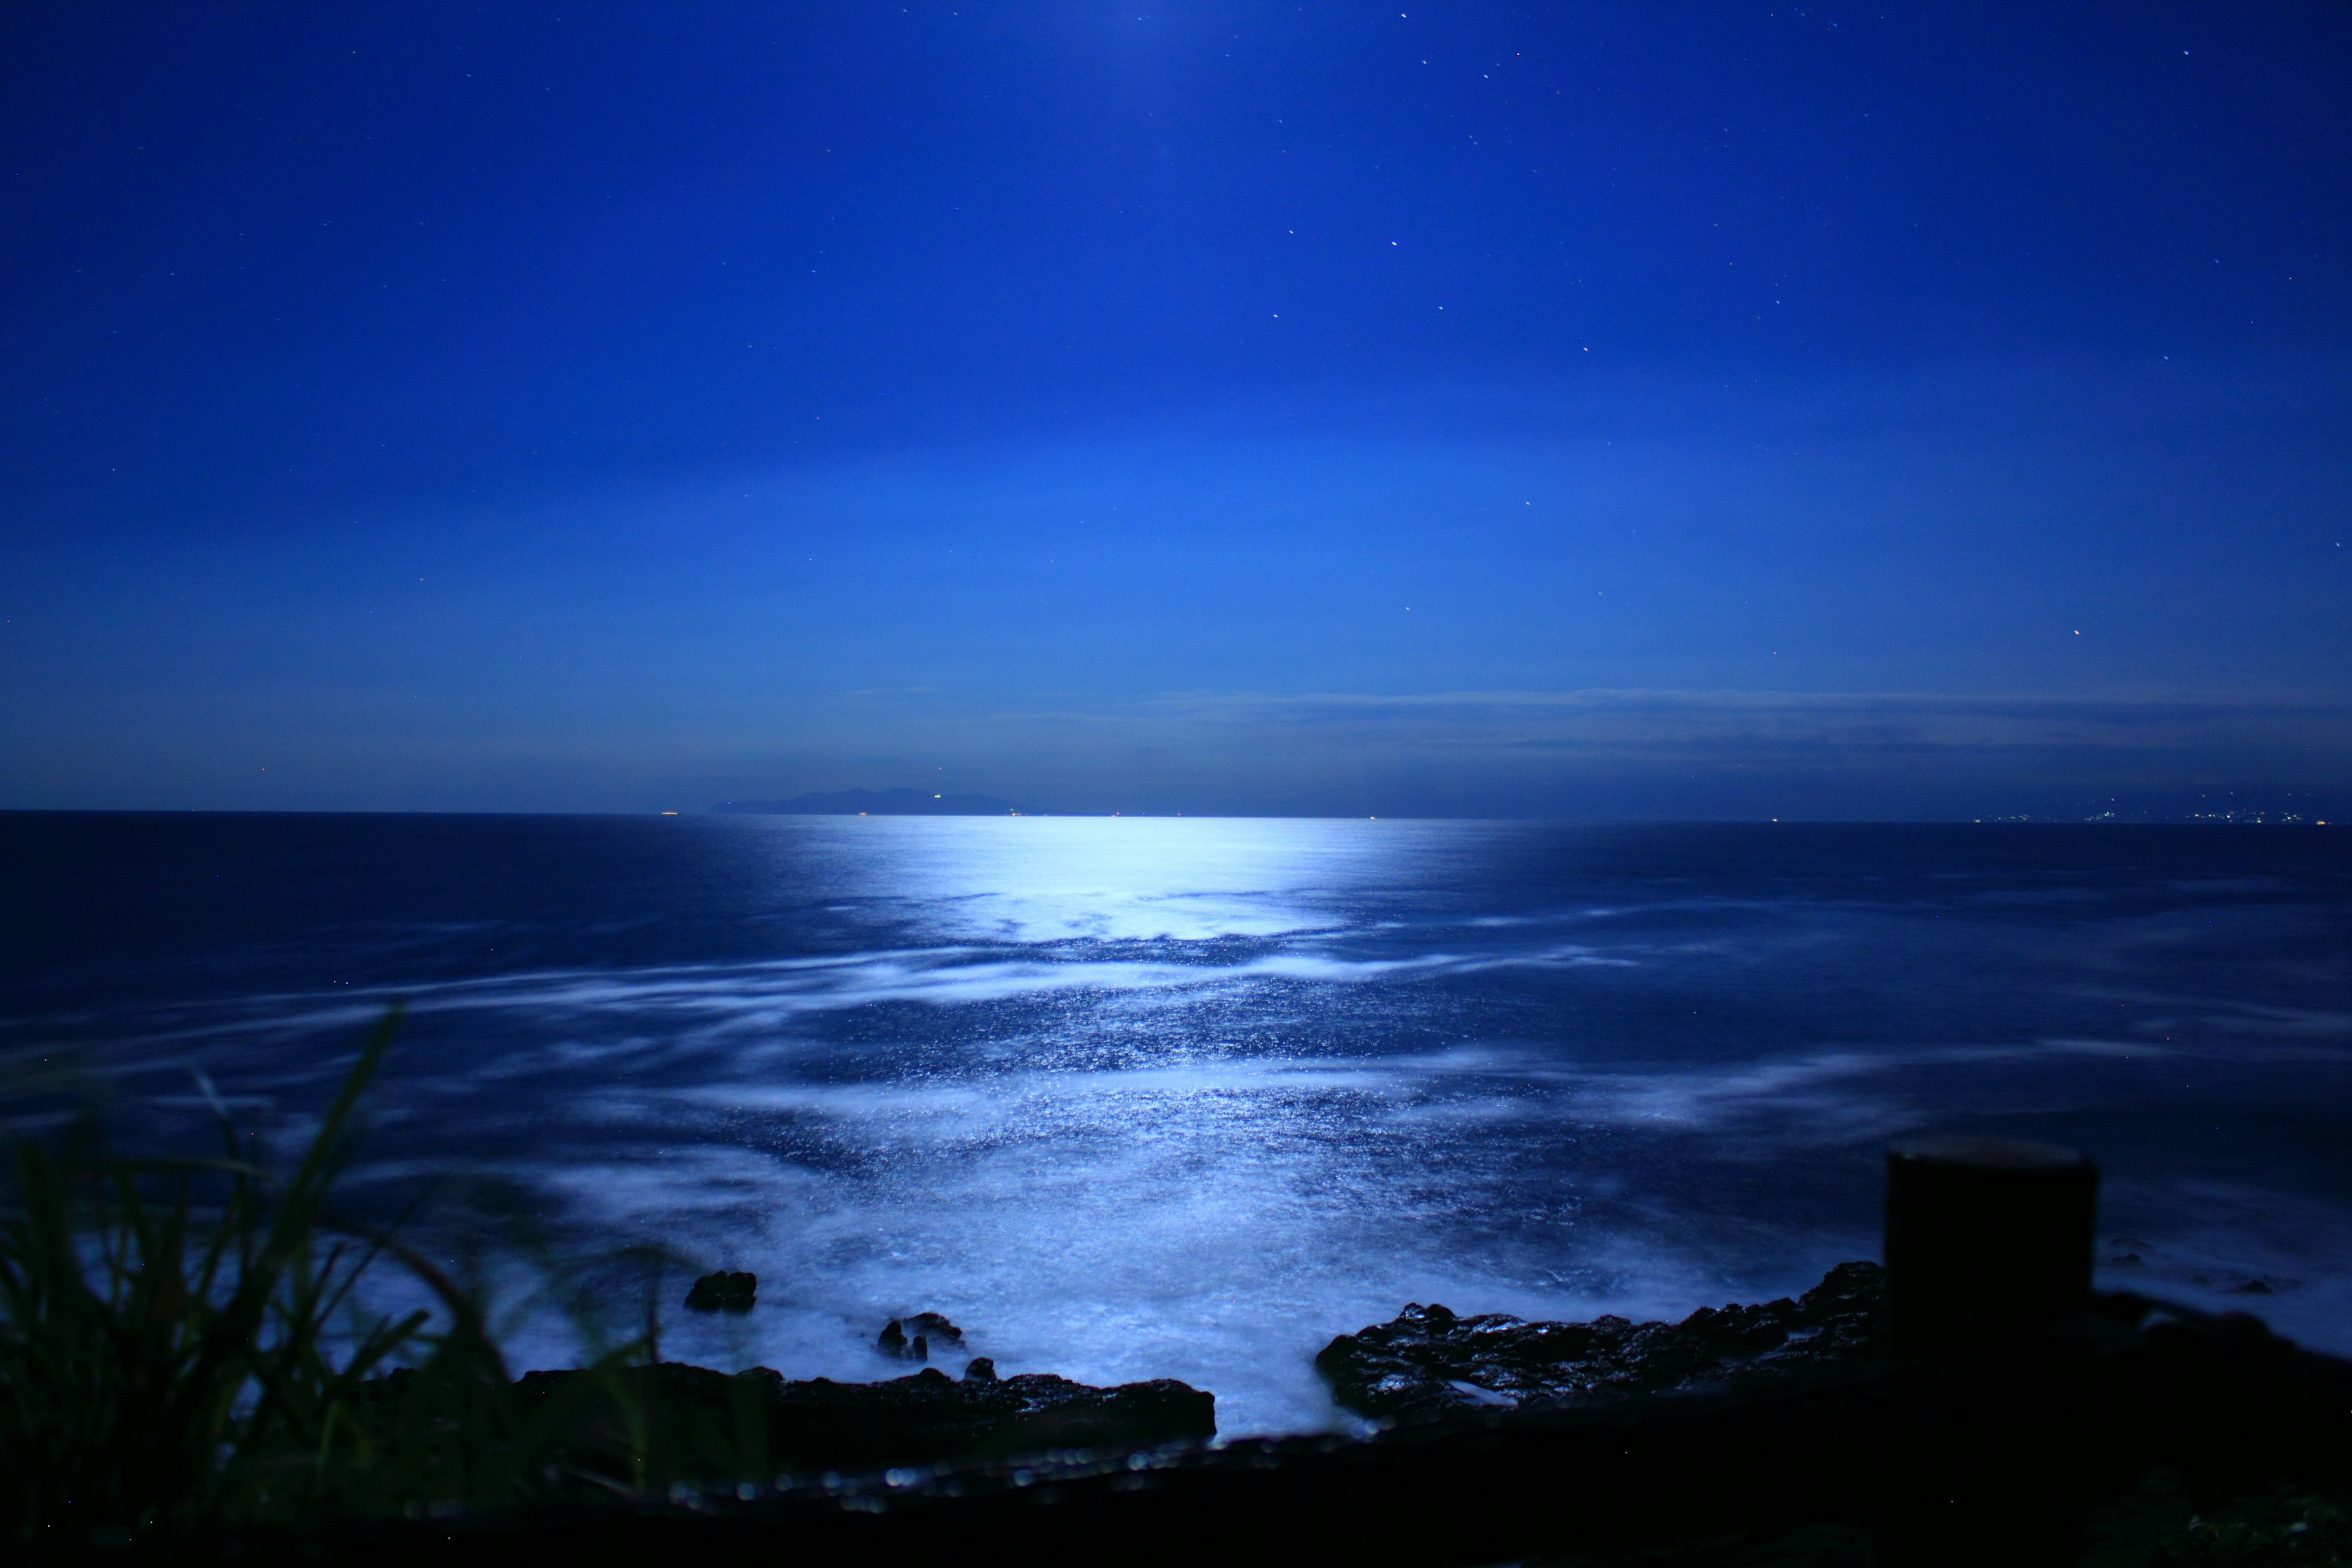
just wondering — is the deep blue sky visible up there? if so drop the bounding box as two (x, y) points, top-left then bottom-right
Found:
(3, 2), (2348, 816)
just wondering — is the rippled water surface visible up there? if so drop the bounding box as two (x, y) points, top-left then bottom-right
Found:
(4, 813), (2348, 1435)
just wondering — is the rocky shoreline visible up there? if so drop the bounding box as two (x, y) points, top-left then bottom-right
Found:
(462, 1280), (1222, 1480)
(458, 1265), (1896, 1485)
(1316, 1261), (1885, 1423)
(35, 1263), (2352, 1564)
(508, 1360), (1216, 1476)
(560, 1263), (1888, 1477)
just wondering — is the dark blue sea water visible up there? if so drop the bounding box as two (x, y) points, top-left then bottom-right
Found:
(4, 813), (2348, 1434)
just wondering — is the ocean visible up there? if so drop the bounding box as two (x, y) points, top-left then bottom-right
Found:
(2, 812), (2346, 1436)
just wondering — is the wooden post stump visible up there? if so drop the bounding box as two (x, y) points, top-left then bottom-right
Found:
(1878, 1134), (2100, 1565)
(1884, 1133), (2097, 1352)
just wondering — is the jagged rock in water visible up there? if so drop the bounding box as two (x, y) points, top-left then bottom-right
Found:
(1316, 1261), (1885, 1423)
(964, 1356), (997, 1382)
(879, 1311), (963, 1359)
(904, 1311), (965, 1346)
(683, 1270), (756, 1313)
(512, 1362), (1214, 1476)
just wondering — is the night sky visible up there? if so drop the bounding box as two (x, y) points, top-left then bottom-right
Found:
(3, 3), (2347, 817)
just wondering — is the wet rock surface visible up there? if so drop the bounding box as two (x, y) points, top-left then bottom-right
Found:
(514, 1362), (1214, 1474)
(1316, 1261), (1885, 1422)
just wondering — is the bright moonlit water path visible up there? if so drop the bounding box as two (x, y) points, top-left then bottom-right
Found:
(5, 814), (2349, 1436)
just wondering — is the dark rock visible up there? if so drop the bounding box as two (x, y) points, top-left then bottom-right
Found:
(1316, 1260), (1885, 1423)
(903, 1311), (965, 1346)
(512, 1361), (1214, 1477)
(964, 1356), (997, 1381)
(2231, 1279), (2275, 1296)
(880, 1312), (963, 1358)
(683, 1270), (756, 1314)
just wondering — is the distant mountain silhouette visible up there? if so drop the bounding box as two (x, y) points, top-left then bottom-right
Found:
(712, 788), (1022, 816)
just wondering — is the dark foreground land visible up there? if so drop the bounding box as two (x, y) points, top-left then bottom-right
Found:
(23, 1263), (2351, 1567)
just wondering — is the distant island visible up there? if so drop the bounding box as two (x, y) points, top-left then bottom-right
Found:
(712, 788), (1023, 816)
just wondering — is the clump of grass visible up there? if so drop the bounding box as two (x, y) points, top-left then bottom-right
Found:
(0, 1011), (660, 1535)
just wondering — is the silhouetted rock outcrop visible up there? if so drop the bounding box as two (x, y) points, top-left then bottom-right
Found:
(512, 1363), (1213, 1475)
(902, 1311), (963, 1346)
(878, 1312), (965, 1360)
(1316, 1260), (1884, 1422)
(682, 1271), (756, 1313)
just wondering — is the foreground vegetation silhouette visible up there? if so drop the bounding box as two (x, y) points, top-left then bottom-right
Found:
(0, 1012), (731, 1534)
